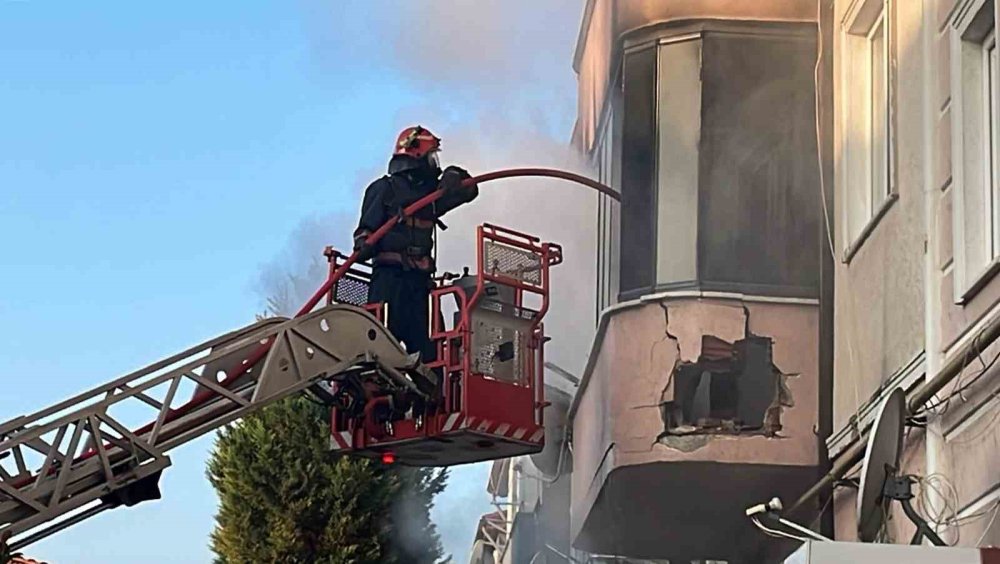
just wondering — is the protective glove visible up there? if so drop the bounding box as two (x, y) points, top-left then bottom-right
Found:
(440, 166), (478, 203)
(440, 166), (465, 194)
(353, 230), (375, 261)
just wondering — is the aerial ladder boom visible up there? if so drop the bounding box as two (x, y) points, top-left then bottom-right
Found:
(0, 304), (424, 551)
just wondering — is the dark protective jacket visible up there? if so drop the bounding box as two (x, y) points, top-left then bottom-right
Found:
(353, 167), (478, 271)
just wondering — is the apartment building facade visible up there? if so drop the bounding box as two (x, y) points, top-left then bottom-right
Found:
(571, 2), (825, 562)
(471, 0), (1000, 561)
(826, 0), (1000, 547)
(476, 1), (827, 562)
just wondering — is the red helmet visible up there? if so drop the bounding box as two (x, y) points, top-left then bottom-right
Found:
(394, 126), (441, 160)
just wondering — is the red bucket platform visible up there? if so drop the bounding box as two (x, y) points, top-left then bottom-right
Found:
(326, 224), (563, 466)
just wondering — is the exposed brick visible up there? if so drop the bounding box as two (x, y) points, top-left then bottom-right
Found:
(937, 187), (954, 269)
(937, 32), (952, 110)
(937, 107), (953, 191)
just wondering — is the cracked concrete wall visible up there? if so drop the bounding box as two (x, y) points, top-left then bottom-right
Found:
(657, 301), (791, 439)
(609, 299), (818, 465)
(569, 297), (819, 544)
(663, 300), (746, 362)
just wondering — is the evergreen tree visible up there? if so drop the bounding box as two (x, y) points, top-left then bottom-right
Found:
(210, 260), (449, 562)
(207, 395), (448, 563)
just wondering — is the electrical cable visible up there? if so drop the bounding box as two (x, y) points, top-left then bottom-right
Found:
(808, 486), (837, 529)
(814, 0), (837, 262)
(954, 335), (981, 406)
(975, 500), (1000, 546)
(947, 394), (1000, 445)
(878, 504), (892, 543)
(790, 311), (1000, 517)
(523, 428), (569, 484)
(544, 543), (580, 563)
(916, 473), (962, 545)
(953, 499), (1000, 525)
(812, 0), (872, 448)
(914, 473), (1000, 546)
(751, 516), (809, 542)
(917, 337), (1000, 417)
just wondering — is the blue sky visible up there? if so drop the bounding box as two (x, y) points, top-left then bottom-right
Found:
(0, 1), (581, 561)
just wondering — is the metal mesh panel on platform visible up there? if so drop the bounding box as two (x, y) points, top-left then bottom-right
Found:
(483, 240), (542, 286)
(472, 320), (523, 383)
(334, 275), (371, 307)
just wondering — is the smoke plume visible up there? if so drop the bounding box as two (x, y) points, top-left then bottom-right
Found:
(258, 1), (589, 559)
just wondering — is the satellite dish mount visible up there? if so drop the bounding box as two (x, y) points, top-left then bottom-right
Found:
(856, 387), (946, 546)
(877, 466), (946, 546)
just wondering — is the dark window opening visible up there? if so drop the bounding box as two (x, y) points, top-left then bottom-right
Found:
(662, 334), (791, 437)
(619, 46), (657, 296)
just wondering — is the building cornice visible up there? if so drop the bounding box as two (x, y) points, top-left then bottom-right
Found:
(572, 0), (598, 74)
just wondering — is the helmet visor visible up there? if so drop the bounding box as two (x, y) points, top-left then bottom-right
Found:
(426, 150), (441, 170)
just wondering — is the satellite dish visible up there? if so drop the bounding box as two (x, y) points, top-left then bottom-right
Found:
(747, 386), (941, 545)
(856, 387), (905, 542)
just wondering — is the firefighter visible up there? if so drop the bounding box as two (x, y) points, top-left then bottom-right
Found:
(353, 125), (479, 366)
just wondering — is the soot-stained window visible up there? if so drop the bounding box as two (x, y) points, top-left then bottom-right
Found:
(619, 46), (657, 297)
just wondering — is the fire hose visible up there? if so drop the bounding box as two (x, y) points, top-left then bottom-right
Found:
(298, 168), (619, 317)
(88, 167), (618, 456)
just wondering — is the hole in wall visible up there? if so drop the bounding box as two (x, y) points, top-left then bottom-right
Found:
(661, 334), (793, 438)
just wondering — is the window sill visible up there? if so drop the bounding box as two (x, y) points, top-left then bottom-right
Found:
(618, 280), (819, 303)
(956, 257), (1000, 305)
(842, 193), (899, 264)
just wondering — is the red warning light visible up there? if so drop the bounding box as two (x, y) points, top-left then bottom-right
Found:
(381, 452), (396, 465)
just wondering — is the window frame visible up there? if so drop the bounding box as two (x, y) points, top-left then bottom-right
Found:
(983, 29), (999, 259)
(868, 13), (890, 213)
(839, 0), (897, 262)
(654, 35), (702, 288)
(617, 43), (658, 299)
(950, 0), (1000, 303)
(593, 69), (622, 321)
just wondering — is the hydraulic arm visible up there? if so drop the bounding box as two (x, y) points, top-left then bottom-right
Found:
(0, 306), (423, 550)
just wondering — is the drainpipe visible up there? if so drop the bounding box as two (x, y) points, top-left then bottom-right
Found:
(922, 0), (952, 543)
(816, 0), (836, 539)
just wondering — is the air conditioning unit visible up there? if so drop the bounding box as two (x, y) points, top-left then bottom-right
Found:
(785, 541), (999, 563)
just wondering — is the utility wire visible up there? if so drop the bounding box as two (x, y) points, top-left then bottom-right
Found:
(975, 501), (1000, 546)
(917, 342), (1000, 416)
(815, 0), (837, 261)
(751, 516), (809, 543)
